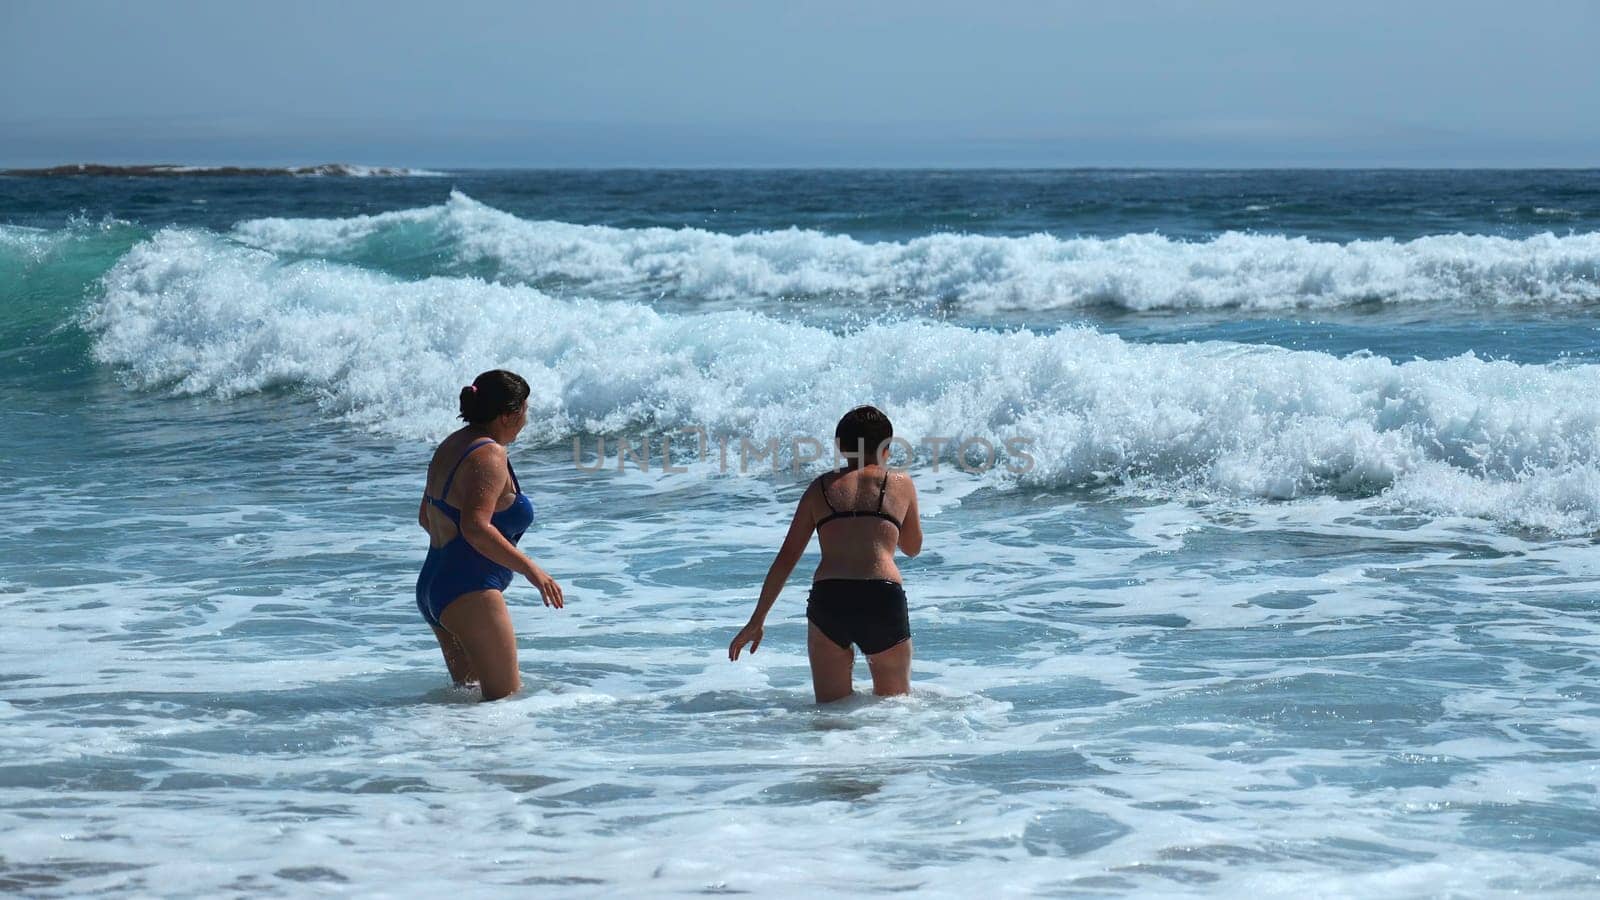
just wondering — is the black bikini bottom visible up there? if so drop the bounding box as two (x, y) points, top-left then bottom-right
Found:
(806, 579), (911, 656)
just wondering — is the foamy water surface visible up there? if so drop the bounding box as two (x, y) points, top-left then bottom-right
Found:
(2, 170), (1598, 897)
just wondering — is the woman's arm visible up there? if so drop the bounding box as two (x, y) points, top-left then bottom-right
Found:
(418, 495), (430, 531)
(729, 482), (818, 660)
(454, 443), (564, 608)
(897, 475), (923, 557)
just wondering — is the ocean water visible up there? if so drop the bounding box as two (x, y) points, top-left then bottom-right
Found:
(2, 169), (1599, 897)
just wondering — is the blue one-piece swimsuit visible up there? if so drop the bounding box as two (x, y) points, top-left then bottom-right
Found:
(416, 438), (536, 628)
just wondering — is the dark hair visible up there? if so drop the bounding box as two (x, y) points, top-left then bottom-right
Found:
(459, 369), (530, 424)
(835, 405), (893, 459)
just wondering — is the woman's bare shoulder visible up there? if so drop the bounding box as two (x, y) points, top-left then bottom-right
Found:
(800, 471), (826, 503)
(458, 438), (507, 471)
(427, 430), (498, 481)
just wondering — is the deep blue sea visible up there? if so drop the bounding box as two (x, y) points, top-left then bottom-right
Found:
(2, 169), (1598, 897)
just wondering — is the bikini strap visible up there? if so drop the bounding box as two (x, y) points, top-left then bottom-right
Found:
(437, 438), (498, 502)
(506, 456), (522, 495)
(816, 472), (838, 512)
(876, 471), (890, 512)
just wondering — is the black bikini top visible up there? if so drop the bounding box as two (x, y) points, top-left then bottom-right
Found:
(815, 470), (902, 530)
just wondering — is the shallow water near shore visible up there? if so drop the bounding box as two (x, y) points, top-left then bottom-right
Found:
(2, 169), (1599, 896)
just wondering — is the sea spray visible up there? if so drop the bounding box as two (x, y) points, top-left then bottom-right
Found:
(86, 228), (1600, 532)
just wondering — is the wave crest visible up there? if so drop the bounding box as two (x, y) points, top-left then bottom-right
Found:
(85, 228), (1600, 533)
(230, 191), (1600, 311)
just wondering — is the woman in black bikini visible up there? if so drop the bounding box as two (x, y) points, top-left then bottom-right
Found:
(728, 406), (924, 702)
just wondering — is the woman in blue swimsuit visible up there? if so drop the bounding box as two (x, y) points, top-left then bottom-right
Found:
(417, 370), (564, 700)
(728, 406), (924, 702)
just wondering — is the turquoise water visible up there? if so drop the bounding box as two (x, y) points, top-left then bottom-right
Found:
(2, 170), (1599, 896)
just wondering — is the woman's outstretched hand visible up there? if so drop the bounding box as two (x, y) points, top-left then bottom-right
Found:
(527, 564), (565, 609)
(728, 621), (764, 660)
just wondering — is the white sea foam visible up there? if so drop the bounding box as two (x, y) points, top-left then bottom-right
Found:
(0, 222), (94, 267)
(85, 228), (1600, 533)
(5, 476), (1597, 896)
(1, 217), (143, 260)
(231, 191), (1600, 310)
(0, 223), (52, 254)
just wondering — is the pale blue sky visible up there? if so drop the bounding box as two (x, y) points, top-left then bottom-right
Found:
(2, 0), (1596, 167)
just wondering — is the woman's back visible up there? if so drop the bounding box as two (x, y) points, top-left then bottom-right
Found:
(810, 465), (919, 582)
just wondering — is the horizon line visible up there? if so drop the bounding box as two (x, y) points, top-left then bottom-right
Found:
(5, 160), (1599, 173)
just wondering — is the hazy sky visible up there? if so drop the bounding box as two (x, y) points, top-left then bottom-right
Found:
(3, 0), (1596, 167)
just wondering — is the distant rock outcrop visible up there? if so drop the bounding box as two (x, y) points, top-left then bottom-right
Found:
(2, 163), (438, 177)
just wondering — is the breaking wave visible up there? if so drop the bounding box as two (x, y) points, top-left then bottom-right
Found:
(83, 227), (1600, 533)
(231, 191), (1600, 311)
